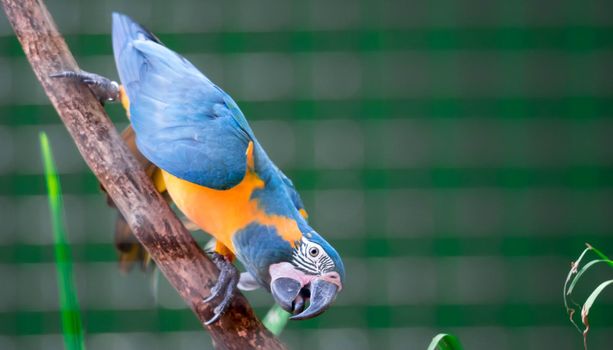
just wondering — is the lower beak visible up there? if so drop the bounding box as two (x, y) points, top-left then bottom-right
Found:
(290, 279), (338, 320)
(270, 277), (339, 320)
(271, 277), (302, 314)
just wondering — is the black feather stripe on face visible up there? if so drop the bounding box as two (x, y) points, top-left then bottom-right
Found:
(291, 237), (335, 275)
(317, 255), (334, 272)
(292, 250), (319, 274)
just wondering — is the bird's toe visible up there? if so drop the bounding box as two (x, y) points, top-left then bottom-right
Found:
(202, 252), (239, 325)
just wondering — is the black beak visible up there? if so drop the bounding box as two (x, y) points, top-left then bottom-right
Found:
(289, 279), (338, 320)
(271, 278), (339, 319)
(271, 277), (302, 314)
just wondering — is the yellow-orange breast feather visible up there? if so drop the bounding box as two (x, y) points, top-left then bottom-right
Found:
(160, 143), (302, 254)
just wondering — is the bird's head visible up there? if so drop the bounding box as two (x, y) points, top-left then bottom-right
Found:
(269, 233), (345, 320)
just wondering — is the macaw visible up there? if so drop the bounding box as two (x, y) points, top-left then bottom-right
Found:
(53, 13), (344, 324)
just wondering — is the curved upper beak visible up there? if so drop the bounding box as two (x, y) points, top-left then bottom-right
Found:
(271, 277), (339, 320)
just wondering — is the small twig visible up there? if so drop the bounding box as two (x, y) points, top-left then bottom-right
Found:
(0, 0), (285, 349)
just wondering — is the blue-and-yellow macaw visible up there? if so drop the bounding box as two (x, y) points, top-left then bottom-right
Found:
(53, 13), (344, 324)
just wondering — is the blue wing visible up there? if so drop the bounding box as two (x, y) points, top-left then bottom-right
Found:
(112, 13), (253, 189)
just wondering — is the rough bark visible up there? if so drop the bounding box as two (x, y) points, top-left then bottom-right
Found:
(0, 0), (285, 349)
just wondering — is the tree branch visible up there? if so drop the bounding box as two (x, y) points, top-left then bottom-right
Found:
(0, 1), (286, 349)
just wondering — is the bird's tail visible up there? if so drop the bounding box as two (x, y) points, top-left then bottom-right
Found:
(108, 14), (167, 270)
(111, 12), (162, 102)
(109, 13), (204, 271)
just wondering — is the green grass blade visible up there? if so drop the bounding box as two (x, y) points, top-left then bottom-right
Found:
(427, 333), (463, 350)
(582, 279), (613, 321)
(563, 246), (593, 333)
(39, 132), (86, 350)
(586, 244), (613, 268)
(262, 304), (290, 336)
(567, 259), (612, 295)
(581, 279), (613, 349)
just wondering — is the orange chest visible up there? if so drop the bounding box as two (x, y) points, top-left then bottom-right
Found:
(161, 170), (302, 253)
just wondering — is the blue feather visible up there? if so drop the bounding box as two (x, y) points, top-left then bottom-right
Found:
(233, 223), (294, 287)
(112, 13), (253, 189)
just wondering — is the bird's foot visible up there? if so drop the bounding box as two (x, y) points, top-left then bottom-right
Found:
(202, 252), (239, 325)
(50, 70), (120, 104)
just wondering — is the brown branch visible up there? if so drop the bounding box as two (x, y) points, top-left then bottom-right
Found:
(0, 1), (286, 349)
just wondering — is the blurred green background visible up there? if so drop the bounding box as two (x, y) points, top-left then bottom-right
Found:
(1, 0), (613, 349)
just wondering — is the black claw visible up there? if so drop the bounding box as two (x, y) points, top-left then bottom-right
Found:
(202, 284), (222, 303)
(204, 310), (223, 326)
(202, 253), (239, 325)
(50, 70), (120, 103)
(203, 256), (230, 303)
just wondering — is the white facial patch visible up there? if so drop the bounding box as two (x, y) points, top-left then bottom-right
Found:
(291, 236), (335, 275)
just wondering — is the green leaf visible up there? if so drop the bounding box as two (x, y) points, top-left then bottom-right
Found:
(40, 132), (86, 350)
(567, 259), (612, 295)
(586, 244), (613, 268)
(581, 279), (613, 349)
(427, 333), (463, 350)
(262, 304), (290, 336)
(563, 246), (592, 333)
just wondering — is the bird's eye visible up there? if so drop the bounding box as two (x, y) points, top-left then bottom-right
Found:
(308, 247), (319, 257)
